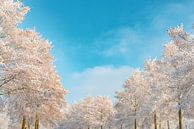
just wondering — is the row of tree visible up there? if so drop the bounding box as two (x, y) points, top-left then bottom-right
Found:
(121, 24), (194, 129)
(116, 24), (194, 129)
(1, 0), (194, 129)
(60, 96), (115, 129)
(60, 25), (194, 129)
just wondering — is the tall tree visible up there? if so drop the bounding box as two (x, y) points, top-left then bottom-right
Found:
(115, 70), (151, 129)
(163, 25), (194, 129)
(0, 0), (67, 128)
(144, 59), (177, 129)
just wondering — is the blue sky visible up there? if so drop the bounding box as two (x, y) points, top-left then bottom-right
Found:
(22, 0), (194, 103)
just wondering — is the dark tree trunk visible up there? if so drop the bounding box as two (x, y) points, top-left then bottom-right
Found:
(22, 115), (26, 129)
(35, 113), (39, 129)
(154, 112), (157, 129)
(179, 108), (182, 129)
(134, 118), (137, 129)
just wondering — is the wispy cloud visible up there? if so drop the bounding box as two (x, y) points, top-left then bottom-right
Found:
(94, 27), (142, 57)
(93, 0), (194, 61)
(151, 1), (194, 31)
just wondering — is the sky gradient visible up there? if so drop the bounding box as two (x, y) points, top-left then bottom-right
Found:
(21, 0), (194, 103)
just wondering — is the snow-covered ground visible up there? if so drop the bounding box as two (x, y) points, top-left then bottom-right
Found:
(183, 118), (194, 129)
(0, 113), (8, 129)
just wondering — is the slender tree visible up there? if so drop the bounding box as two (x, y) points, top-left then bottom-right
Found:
(164, 25), (194, 129)
(115, 70), (151, 129)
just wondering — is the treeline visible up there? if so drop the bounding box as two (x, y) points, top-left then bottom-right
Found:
(1, 0), (194, 129)
(59, 25), (194, 129)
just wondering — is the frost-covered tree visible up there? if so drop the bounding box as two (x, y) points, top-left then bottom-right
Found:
(0, 0), (67, 128)
(144, 59), (177, 129)
(63, 96), (115, 129)
(115, 70), (151, 129)
(93, 96), (116, 129)
(65, 97), (95, 129)
(0, 0), (29, 95)
(115, 25), (194, 129)
(162, 25), (194, 129)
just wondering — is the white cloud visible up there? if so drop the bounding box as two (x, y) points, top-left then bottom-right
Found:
(66, 65), (134, 103)
(94, 27), (142, 57)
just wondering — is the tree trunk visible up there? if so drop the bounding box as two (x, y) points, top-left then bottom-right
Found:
(179, 108), (182, 129)
(186, 124), (188, 129)
(159, 123), (161, 129)
(134, 118), (137, 129)
(100, 108), (103, 129)
(167, 120), (170, 129)
(154, 112), (157, 129)
(22, 115), (26, 129)
(28, 121), (31, 129)
(35, 113), (39, 129)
